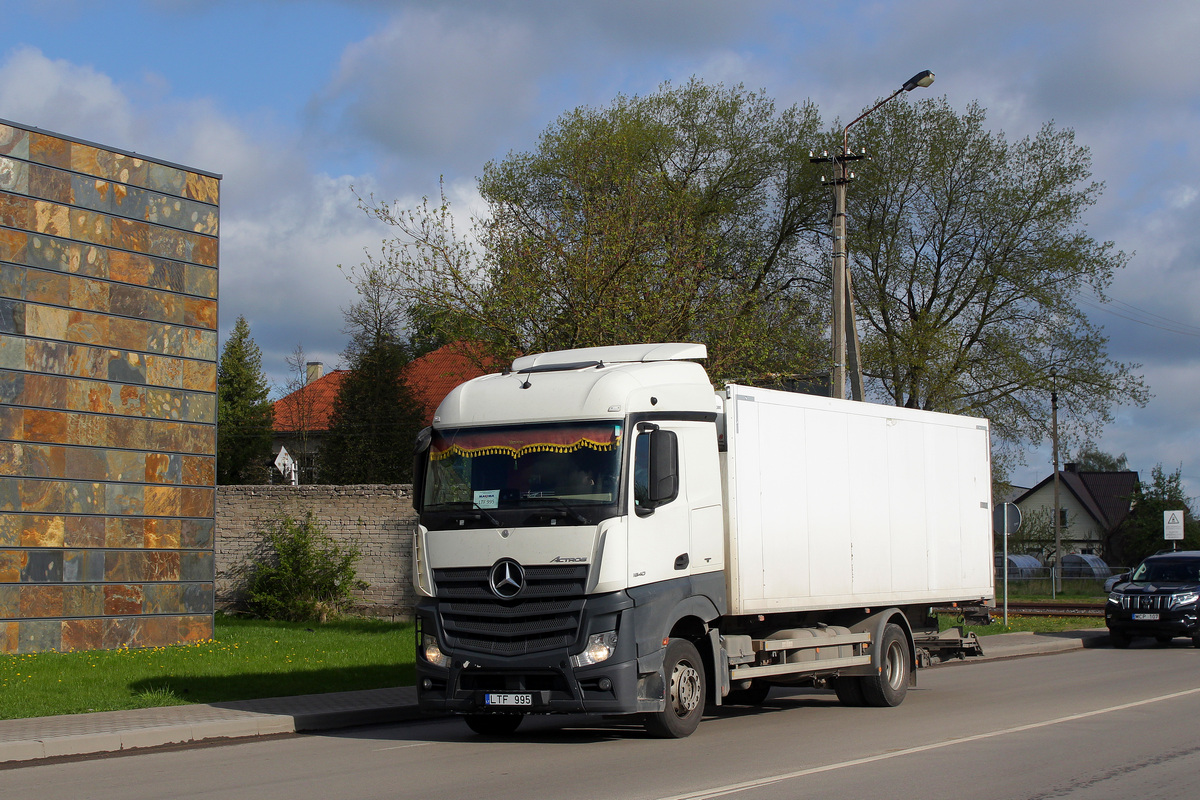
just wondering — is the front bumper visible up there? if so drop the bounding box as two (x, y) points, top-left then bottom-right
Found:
(1106, 605), (1200, 639)
(415, 592), (643, 716)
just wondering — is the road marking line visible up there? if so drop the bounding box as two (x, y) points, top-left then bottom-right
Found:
(372, 742), (436, 752)
(657, 686), (1200, 800)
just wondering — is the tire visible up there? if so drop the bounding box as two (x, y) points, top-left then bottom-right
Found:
(1108, 629), (1131, 649)
(1192, 635), (1200, 649)
(832, 676), (866, 707)
(464, 714), (523, 736)
(644, 638), (706, 738)
(725, 680), (771, 706)
(861, 623), (910, 708)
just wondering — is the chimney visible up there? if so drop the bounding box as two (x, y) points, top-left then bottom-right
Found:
(306, 361), (323, 384)
(1064, 462), (1079, 473)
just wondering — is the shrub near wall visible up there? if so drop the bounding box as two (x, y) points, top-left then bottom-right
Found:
(215, 485), (417, 620)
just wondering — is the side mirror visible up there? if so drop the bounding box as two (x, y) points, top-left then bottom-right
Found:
(412, 427), (431, 511)
(647, 429), (678, 506)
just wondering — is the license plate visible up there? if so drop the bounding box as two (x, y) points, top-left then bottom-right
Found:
(485, 693), (532, 706)
(1132, 613), (1160, 621)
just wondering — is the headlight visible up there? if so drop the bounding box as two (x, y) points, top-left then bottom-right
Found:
(1107, 592), (1123, 604)
(569, 632), (618, 668)
(1170, 592), (1199, 609)
(421, 634), (451, 668)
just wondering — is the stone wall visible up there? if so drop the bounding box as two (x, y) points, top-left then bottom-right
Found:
(1, 120), (219, 654)
(215, 485), (417, 620)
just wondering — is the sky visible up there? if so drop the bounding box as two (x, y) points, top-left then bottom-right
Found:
(4, 0), (1200, 500)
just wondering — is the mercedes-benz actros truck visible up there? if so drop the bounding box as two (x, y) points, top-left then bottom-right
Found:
(411, 343), (993, 737)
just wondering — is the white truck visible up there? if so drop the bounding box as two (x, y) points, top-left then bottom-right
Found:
(411, 343), (994, 737)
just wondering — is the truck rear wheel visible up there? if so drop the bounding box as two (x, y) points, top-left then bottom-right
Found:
(464, 714), (523, 736)
(861, 623), (909, 707)
(644, 638), (706, 738)
(832, 676), (866, 707)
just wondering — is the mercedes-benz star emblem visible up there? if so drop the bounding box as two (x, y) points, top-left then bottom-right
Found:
(488, 558), (525, 599)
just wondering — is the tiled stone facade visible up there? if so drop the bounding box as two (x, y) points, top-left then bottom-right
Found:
(215, 485), (417, 620)
(0, 120), (218, 653)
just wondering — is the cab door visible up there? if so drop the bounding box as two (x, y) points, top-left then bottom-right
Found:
(627, 423), (691, 588)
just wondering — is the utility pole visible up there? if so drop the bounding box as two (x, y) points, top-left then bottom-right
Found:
(1051, 368), (1062, 596)
(811, 70), (935, 400)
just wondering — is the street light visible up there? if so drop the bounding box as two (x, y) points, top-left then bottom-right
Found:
(813, 70), (935, 401)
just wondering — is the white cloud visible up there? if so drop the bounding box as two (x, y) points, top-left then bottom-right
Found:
(0, 45), (386, 391)
(313, 7), (544, 170)
(0, 46), (135, 143)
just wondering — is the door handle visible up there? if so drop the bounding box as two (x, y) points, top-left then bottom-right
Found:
(674, 553), (689, 570)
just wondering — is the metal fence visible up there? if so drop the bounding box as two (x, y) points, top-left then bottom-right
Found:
(995, 566), (1131, 597)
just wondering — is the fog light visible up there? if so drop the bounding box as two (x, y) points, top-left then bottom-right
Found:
(421, 678), (434, 691)
(570, 632), (618, 668)
(598, 677), (612, 691)
(422, 634), (451, 669)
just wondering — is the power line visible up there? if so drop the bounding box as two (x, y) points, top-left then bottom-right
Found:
(1080, 292), (1200, 338)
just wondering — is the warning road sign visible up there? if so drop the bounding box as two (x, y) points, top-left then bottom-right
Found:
(1164, 510), (1185, 541)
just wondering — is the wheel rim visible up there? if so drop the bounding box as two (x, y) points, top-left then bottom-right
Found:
(885, 640), (905, 691)
(670, 658), (702, 717)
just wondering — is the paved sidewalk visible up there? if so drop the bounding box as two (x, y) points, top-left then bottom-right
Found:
(0, 628), (1108, 766)
(0, 686), (424, 765)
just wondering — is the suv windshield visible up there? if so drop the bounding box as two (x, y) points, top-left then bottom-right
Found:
(1130, 559), (1200, 584)
(422, 422), (623, 525)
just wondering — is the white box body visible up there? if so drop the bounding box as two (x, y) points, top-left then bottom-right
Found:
(722, 385), (994, 616)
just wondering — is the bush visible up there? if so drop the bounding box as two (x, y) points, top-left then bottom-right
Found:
(245, 512), (368, 622)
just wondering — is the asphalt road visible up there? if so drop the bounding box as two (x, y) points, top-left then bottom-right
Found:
(7, 643), (1200, 800)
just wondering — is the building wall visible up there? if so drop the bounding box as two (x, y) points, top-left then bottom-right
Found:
(215, 485), (417, 619)
(1015, 484), (1101, 553)
(0, 121), (219, 653)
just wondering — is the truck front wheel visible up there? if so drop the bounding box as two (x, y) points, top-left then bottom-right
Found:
(644, 638), (706, 738)
(861, 623), (909, 707)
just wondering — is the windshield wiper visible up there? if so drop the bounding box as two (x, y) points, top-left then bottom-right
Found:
(527, 498), (588, 525)
(435, 501), (501, 526)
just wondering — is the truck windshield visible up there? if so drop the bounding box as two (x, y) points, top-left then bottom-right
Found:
(422, 422), (623, 524)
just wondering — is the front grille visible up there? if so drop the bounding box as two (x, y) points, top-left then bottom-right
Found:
(434, 565), (588, 655)
(1120, 594), (1169, 611)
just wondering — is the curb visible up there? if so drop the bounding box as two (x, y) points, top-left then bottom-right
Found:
(0, 687), (429, 766)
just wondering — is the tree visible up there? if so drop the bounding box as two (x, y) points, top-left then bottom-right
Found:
(350, 81), (1146, 467)
(217, 316), (274, 484)
(841, 98), (1147, 462)
(352, 79), (831, 382)
(1071, 446), (1129, 472)
(1109, 465), (1200, 565)
(319, 267), (426, 484)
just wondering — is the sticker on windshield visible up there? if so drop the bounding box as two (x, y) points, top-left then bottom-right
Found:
(474, 489), (500, 509)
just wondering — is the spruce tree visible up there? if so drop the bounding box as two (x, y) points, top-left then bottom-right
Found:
(217, 316), (274, 484)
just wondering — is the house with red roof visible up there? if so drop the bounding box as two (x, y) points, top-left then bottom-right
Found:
(271, 342), (495, 482)
(1013, 463), (1139, 559)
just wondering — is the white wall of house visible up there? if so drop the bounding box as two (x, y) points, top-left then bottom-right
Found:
(1016, 483), (1103, 554)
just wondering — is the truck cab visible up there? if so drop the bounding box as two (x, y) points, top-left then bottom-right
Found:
(412, 344), (725, 736)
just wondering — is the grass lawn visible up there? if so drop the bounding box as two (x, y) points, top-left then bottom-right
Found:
(0, 614), (415, 721)
(942, 614), (1106, 637)
(939, 592), (1107, 637)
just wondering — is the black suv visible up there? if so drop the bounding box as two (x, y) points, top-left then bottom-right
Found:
(1106, 551), (1200, 647)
